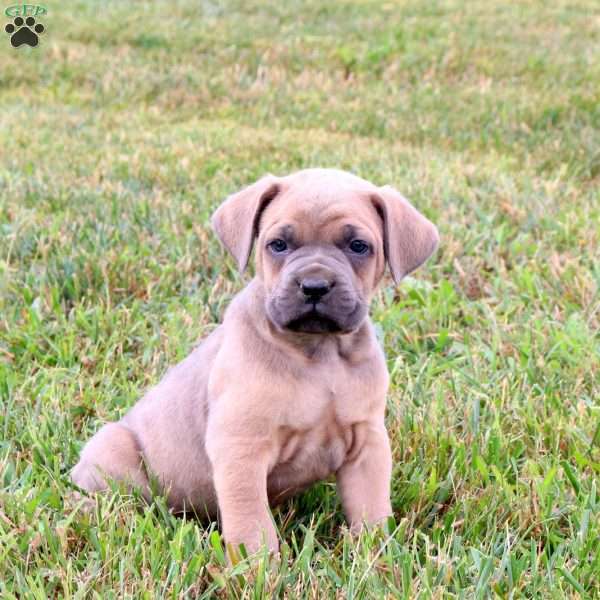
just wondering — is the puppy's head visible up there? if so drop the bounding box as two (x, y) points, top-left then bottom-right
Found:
(212, 169), (439, 334)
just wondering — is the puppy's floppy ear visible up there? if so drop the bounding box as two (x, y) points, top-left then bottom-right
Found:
(371, 185), (439, 283)
(211, 174), (281, 272)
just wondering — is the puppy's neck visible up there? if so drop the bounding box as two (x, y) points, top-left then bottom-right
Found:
(240, 278), (372, 362)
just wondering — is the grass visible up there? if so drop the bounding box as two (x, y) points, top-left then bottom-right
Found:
(1, 0), (599, 596)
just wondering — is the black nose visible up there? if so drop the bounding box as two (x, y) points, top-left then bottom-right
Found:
(300, 278), (331, 300)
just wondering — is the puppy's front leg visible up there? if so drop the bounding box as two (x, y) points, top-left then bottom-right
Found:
(336, 422), (393, 532)
(207, 435), (277, 555)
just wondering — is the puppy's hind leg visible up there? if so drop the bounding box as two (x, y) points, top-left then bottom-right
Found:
(71, 423), (150, 498)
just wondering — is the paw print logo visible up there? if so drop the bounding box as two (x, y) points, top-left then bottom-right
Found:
(5, 15), (44, 47)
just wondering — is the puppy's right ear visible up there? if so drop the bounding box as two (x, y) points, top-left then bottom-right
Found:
(211, 175), (281, 272)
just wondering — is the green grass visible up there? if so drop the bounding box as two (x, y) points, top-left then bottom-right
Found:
(1, 0), (599, 596)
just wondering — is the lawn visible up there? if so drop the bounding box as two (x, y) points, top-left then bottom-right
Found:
(1, 0), (599, 597)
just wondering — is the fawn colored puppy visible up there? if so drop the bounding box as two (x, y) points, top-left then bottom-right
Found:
(72, 168), (439, 554)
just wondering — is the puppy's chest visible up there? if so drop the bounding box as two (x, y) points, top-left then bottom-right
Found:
(280, 364), (377, 428)
(265, 349), (387, 495)
(269, 419), (366, 494)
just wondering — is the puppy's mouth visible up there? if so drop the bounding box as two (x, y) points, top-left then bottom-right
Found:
(285, 309), (343, 334)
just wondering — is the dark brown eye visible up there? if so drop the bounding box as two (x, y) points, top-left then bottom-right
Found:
(268, 239), (288, 253)
(349, 239), (369, 254)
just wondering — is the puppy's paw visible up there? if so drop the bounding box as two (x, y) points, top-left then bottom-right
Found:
(348, 513), (394, 536)
(225, 531), (280, 564)
(63, 488), (96, 514)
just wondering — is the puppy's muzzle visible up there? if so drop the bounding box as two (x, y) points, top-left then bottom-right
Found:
(267, 251), (367, 334)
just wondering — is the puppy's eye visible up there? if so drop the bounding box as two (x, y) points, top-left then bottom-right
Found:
(348, 239), (369, 255)
(268, 239), (288, 253)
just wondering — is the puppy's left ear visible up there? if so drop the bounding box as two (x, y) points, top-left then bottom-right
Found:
(211, 174), (281, 272)
(372, 185), (439, 283)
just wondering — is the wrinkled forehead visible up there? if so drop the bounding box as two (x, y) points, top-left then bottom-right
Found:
(259, 182), (382, 242)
